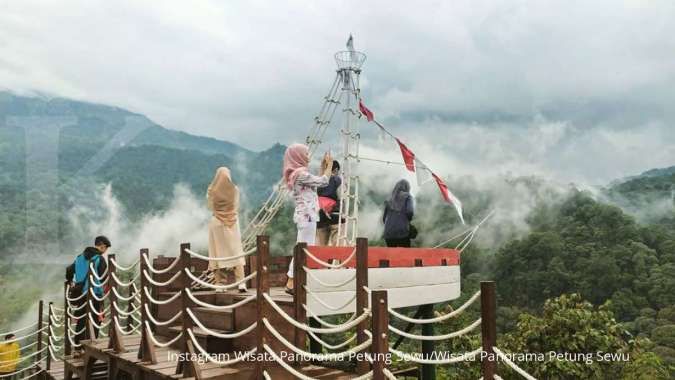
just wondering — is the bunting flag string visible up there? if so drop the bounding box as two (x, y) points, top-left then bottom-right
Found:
(358, 98), (465, 224)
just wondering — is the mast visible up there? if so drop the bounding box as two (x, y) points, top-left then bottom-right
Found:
(335, 35), (366, 246)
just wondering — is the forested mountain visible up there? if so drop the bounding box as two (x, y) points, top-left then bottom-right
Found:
(1, 92), (674, 377)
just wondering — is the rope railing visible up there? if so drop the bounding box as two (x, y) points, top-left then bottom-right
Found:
(142, 253), (181, 274)
(187, 329), (257, 365)
(0, 346), (47, 366)
(88, 287), (109, 302)
(492, 347), (537, 380)
(303, 247), (356, 269)
(144, 305), (182, 326)
(304, 287), (356, 311)
(109, 257), (139, 272)
(0, 322), (38, 337)
(143, 287), (182, 305)
(88, 262), (109, 281)
(112, 301), (140, 316)
(4, 326), (47, 344)
(184, 268), (256, 290)
(142, 322), (182, 348)
(65, 288), (87, 302)
(390, 346), (483, 365)
(304, 267), (356, 288)
(307, 330), (358, 350)
(113, 317), (141, 336)
(0, 364), (40, 379)
(142, 269), (181, 287)
(185, 308), (256, 339)
(263, 318), (372, 361)
(303, 306), (358, 328)
(184, 247), (255, 262)
(263, 293), (370, 334)
(388, 318), (482, 341)
(87, 313), (110, 330)
(185, 288), (255, 311)
(388, 290), (481, 324)
(111, 272), (139, 287)
(112, 286), (137, 302)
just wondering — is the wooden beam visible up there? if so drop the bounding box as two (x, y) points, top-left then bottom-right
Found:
(371, 290), (389, 380)
(480, 281), (497, 380)
(137, 248), (156, 363)
(46, 301), (53, 370)
(293, 242), (308, 357)
(63, 281), (71, 356)
(107, 254), (125, 353)
(177, 242), (199, 377)
(36, 300), (44, 364)
(254, 235), (270, 380)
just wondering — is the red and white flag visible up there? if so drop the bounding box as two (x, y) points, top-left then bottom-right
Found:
(414, 158), (433, 186)
(432, 173), (465, 224)
(395, 138), (416, 172)
(359, 99), (374, 122)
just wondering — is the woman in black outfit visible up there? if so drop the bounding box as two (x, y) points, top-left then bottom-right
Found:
(382, 179), (415, 247)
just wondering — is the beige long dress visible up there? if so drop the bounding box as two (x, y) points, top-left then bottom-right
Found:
(207, 168), (245, 282)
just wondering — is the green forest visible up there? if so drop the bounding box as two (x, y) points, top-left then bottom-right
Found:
(1, 93), (674, 378)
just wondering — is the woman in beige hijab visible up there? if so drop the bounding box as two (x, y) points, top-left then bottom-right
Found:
(207, 167), (246, 292)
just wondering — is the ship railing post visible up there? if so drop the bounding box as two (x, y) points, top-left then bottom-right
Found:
(177, 243), (201, 378)
(138, 248), (156, 363)
(107, 253), (124, 352)
(46, 301), (53, 370)
(63, 281), (71, 356)
(86, 260), (96, 341)
(480, 281), (497, 380)
(126, 282), (137, 330)
(293, 241), (307, 359)
(355, 237), (370, 375)
(371, 290), (389, 380)
(37, 300), (44, 365)
(255, 235), (270, 379)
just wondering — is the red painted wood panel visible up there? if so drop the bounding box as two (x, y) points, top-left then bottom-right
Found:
(305, 246), (460, 269)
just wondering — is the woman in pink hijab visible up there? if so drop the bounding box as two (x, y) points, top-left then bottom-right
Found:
(282, 143), (332, 293)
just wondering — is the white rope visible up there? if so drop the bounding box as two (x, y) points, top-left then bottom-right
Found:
(144, 304), (183, 326)
(4, 326), (47, 344)
(263, 318), (371, 361)
(49, 305), (63, 321)
(49, 345), (62, 362)
(263, 344), (317, 380)
(304, 267), (357, 288)
(89, 262), (109, 281)
(112, 286), (137, 302)
(88, 300), (106, 316)
(390, 346), (483, 365)
(432, 226), (474, 249)
(185, 308), (256, 338)
(111, 272), (139, 287)
(263, 293), (370, 334)
(143, 322), (182, 348)
(0, 322), (38, 337)
(65, 288), (87, 302)
(184, 268), (256, 290)
(0, 364), (40, 379)
(263, 371), (272, 380)
(307, 330), (358, 350)
(142, 269), (181, 287)
(383, 369), (398, 380)
(142, 253), (181, 274)
(185, 288), (255, 311)
(388, 318), (482, 341)
(143, 287), (182, 305)
(49, 317), (63, 328)
(185, 247), (255, 262)
(66, 331), (82, 348)
(49, 335), (62, 347)
(113, 301), (140, 316)
(0, 346), (46, 365)
(110, 257), (139, 272)
(305, 288), (356, 311)
(389, 290), (481, 324)
(114, 317), (141, 335)
(494, 376), (505, 380)
(88, 287), (109, 302)
(303, 247), (356, 269)
(88, 313), (110, 330)
(188, 329), (257, 365)
(67, 324), (86, 336)
(304, 306), (358, 328)
(493, 347), (537, 380)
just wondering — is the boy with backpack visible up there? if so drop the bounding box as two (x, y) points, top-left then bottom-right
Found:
(65, 236), (110, 349)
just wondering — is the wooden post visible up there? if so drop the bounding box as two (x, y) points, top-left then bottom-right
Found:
(176, 243), (201, 378)
(480, 281), (497, 380)
(36, 300), (44, 365)
(64, 281), (71, 356)
(107, 254), (125, 352)
(371, 290), (389, 380)
(138, 248), (156, 363)
(355, 237), (370, 375)
(254, 235), (270, 380)
(293, 242), (308, 354)
(420, 304), (436, 380)
(85, 260), (96, 341)
(46, 301), (53, 370)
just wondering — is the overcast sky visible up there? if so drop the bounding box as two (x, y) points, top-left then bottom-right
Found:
(1, 0), (674, 183)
